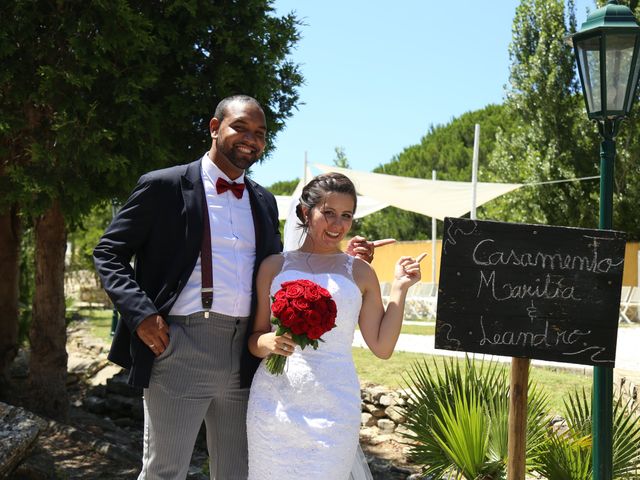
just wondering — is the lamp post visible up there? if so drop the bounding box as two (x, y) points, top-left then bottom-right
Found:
(570, 2), (640, 479)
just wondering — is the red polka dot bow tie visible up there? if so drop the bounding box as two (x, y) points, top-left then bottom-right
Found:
(215, 177), (245, 199)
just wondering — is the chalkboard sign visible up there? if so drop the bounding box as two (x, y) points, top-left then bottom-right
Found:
(435, 218), (626, 367)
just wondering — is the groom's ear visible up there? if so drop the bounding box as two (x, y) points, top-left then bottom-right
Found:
(209, 117), (221, 138)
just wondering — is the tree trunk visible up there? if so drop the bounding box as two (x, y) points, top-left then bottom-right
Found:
(0, 205), (21, 394)
(28, 200), (68, 420)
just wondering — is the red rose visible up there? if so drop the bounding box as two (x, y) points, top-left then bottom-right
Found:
(274, 290), (287, 302)
(316, 300), (330, 314)
(271, 299), (288, 318)
(291, 298), (310, 311)
(327, 299), (337, 316)
(290, 318), (307, 335)
(307, 326), (325, 340)
(304, 286), (322, 302)
(317, 286), (331, 298)
(279, 307), (299, 328)
(322, 315), (336, 330)
(303, 309), (322, 326)
(283, 282), (305, 299)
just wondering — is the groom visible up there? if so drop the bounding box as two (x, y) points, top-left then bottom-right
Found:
(94, 95), (380, 479)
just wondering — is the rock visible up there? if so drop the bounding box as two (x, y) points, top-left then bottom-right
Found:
(379, 394), (396, 407)
(394, 424), (413, 437)
(393, 395), (406, 406)
(84, 395), (108, 415)
(361, 412), (376, 427)
(368, 386), (388, 403)
(363, 403), (386, 418)
(377, 418), (396, 434)
(104, 394), (143, 420)
(67, 355), (109, 378)
(106, 371), (142, 398)
(385, 406), (406, 423)
(9, 446), (57, 480)
(359, 426), (380, 441)
(368, 433), (393, 445)
(0, 402), (47, 478)
(89, 364), (123, 387)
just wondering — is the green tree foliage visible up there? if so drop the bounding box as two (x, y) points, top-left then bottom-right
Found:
(608, 0), (640, 237)
(67, 202), (114, 272)
(0, 0), (303, 415)
(487, 0), (603, 230)
(1, 0), (304, 217)
(267, 179), (299, 195)
(333, 146), (350, 168)
(354, 104), (513, 240)
(485, 0), (640, 239)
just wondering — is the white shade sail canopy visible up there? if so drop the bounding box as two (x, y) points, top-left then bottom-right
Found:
(312, 164), (523, 221)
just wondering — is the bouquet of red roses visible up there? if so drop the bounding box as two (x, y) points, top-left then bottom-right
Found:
(266, 279), (338, 375)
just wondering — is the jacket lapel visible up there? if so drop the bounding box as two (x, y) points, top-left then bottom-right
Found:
(246, 179), (267, 263)
(181, 159), (205, 259)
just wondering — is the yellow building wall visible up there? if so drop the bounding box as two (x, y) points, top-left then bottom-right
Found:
(369, 240), (640, 286)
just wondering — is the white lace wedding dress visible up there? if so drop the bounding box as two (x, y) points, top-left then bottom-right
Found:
(247, 251), (373, 480)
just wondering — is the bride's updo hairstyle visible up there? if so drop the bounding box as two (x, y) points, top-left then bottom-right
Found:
(295, 173), (357, 230)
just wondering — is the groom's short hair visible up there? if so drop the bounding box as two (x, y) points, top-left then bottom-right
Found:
(214, 95), (264, 122)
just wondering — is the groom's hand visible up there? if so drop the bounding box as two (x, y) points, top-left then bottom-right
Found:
(346, 236), (396, 264)
(136, 314), (170, 356)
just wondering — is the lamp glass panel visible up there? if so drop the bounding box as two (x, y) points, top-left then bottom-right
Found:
(576, 36), (601, 114)
(624, 37), (640, 113)
(605, 33), (636, 112)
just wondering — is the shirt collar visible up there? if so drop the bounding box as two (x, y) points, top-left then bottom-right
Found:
(201, 152), (246, 184)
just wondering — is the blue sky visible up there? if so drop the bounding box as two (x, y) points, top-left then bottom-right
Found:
(250, 0), (595, 188)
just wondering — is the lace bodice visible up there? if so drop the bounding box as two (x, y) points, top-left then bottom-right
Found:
(271, 251), (363, 352)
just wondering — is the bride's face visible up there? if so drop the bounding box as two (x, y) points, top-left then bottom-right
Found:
(303, 192), (355, 252)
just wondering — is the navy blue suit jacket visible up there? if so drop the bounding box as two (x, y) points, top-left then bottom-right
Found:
(93, 158), (282, 387)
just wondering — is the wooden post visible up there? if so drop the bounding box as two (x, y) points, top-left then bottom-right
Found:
(507, 357), (530, 480)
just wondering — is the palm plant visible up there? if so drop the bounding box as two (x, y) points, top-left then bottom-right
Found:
(401, 356), (549, 479)
(532, 387), (640, 480)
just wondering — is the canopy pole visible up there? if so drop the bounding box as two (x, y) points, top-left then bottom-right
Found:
(304, 151), (308, 184)
(432, 170), (437, 283)
(471, 124), (480, 220)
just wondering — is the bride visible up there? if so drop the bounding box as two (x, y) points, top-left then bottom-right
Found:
(246, 173), (424, 479)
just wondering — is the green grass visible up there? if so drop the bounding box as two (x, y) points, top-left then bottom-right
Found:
(74, 308), (114, 344)
(400, 323), (435, 335)
(352, 347), (592, 415)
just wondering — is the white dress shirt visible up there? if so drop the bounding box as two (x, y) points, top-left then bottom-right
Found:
(169, 153), (256, 317)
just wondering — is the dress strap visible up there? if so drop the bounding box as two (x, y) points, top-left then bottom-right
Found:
(345, 254), (355, 278)
(280, 251), (292, 271)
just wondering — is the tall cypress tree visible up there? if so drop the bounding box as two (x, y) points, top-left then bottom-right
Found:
(0, 0), (303, 418)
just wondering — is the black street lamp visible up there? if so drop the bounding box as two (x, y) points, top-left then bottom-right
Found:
(570, 2), (640, 479)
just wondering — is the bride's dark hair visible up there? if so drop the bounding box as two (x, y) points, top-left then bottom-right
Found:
(295, 173), (357, 230)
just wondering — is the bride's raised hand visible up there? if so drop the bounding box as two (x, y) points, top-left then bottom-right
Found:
(393, 253), (426, 287)
(258, 331), (296, 357)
